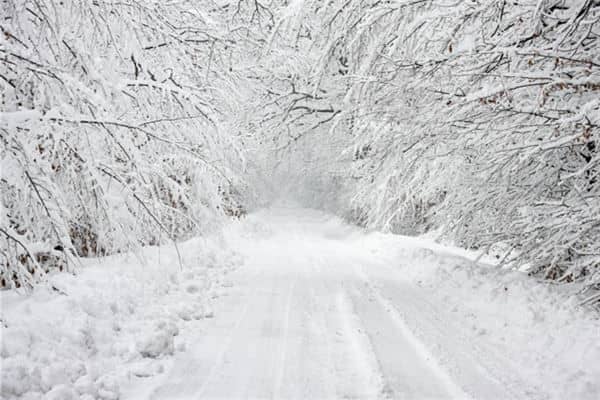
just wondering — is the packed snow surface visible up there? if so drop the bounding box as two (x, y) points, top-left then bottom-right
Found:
(2, 206), (600, 399)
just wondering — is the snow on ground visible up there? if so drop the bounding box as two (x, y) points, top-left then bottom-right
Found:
(359, 232), (600, 400)
(124, 206), (600, 400)
(2, 206), (600, 399)
(1, 235), (242, 400)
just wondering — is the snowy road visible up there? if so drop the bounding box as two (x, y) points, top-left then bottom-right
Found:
(125, 207), (551, 400)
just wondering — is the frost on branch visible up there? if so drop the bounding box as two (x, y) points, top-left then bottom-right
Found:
(257, 0), (600, 297)
(2, 0), (599, 300)
(0, 0), (255, 288)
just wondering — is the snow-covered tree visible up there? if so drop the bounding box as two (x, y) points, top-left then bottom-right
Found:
(1, 0), (259, 288)
(256, 0), (600, 296)
(2, 0), (599, 299)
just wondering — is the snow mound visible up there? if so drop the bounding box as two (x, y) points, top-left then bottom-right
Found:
(0, 236), (242, 400)
(361, 231), (600, 400)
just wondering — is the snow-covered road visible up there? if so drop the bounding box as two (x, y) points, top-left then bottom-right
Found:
(125, 207), (544, 400)
(5, 206), (597, 399)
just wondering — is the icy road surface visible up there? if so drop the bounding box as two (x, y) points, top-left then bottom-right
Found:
(125, 207), (560, 400)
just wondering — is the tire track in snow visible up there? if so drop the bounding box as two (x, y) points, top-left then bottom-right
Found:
(335, 286), (387, 399)
(194, 265), (267, 398)
(373, 274), (539, 400)
(370, 285), (470, 399)
(349, 261), (471, 400)
(272, 277), (297, 398)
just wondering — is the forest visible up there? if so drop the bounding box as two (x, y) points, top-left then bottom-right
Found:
(3, 0), (599, 299)
(2, 1), (600, 398)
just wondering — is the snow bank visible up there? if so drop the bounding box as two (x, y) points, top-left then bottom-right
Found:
(362, 232), (600, 400)
(0, 236), (243, 400)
